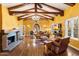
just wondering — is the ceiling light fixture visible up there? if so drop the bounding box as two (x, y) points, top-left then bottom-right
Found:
(32, 14), (40, 21)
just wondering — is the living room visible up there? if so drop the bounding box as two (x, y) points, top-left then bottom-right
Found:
(0, 3), (79, 56)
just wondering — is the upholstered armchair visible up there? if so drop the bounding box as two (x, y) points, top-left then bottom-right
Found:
(44, 37), (70, 56)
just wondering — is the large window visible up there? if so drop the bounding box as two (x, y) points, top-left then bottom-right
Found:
(65, 16), (79, 38)
(74, 18), (79, 38)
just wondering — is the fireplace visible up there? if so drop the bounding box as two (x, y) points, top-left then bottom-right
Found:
(8, 36), (15, 45)
(2, 29), (23, 51)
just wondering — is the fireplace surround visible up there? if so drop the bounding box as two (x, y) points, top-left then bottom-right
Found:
(2, 29), (23, 51)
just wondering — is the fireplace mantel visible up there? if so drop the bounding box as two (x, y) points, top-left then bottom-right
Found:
(2, 29), (23, 51)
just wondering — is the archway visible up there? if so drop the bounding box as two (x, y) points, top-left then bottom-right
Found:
(33, 24), (40, 33)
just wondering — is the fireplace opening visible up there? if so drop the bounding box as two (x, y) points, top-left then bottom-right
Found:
(8, 36), (15, 45)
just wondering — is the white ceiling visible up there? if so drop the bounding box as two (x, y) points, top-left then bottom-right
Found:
(10, 4), (34, 11)
(40, 4), (59, 12)
(3, 3), (69, 11)
(46, 3), (69, 10)
(3, 3), (22, 8)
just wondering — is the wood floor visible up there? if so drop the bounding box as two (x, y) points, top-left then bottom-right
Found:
(0, 36), (79, 56)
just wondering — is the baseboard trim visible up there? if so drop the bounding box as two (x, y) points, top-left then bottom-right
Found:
(69, 44), (79, 51)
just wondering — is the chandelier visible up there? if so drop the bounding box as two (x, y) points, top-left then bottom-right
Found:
(32, 15), (40, 21)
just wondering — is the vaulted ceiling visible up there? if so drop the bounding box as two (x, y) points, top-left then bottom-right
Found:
(3, 3), (75, 20)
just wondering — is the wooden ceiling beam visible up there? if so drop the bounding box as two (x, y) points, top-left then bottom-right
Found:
(18, 15), (32, 19)
(18, 14), (49, 19)
(18, 13), (53, 18)
(23, 8), (35, 12)
(64, 3), (75, 7)
(35, 3), (38, 12)
(37, 13), (53, 18)
(18, 8), (55, 18)
(18, 14), (29, 18)
(8, 3), (64, 17)
(37, 3), (42, 8)
(18, 15), (53, 20)
(37, 8), (56, 17)
(36, 14), (51, 18)
(8, 3), (30, 10)
(41, 3), (63, 12)
(37, 8), (49, 12)
(18, 14), (54, 20)
(23, 15), (50, 19)
(18, 15), (54, 21)
(9, 11), (61, 14)
(21, 17), (49, 20)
